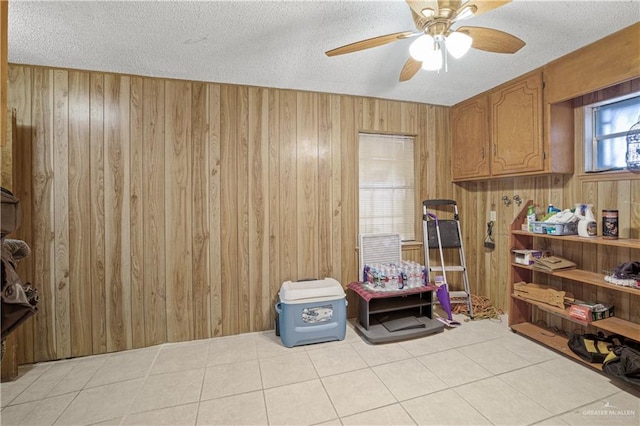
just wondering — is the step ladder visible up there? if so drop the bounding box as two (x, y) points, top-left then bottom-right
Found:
(422, 199), (473, 318)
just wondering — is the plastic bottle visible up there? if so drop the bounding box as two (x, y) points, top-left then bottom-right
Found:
(527, 205), (537, 232)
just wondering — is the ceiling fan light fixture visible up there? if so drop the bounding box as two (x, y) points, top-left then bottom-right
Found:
(421, 45), (443, 71)
(446, 31), (473, 59)
(409, 34), (434, 61)
(421, 7), (435, 18)
(456, 5), (477, 21)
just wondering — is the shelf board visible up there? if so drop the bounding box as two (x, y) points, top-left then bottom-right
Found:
(512, 294), (640, 339)
(593, 316), (640, 338)
(369, 297), (431, 315)
(511, 231), (640, 249)
(511, 263), (640, 295)
(510, 322), (602, 371)
(511, 294), (589, 327)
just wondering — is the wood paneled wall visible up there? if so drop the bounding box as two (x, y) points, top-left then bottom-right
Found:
(8, 64), (451, 363)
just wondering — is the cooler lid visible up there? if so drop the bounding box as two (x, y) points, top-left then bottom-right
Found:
(279, 278), (345, 302)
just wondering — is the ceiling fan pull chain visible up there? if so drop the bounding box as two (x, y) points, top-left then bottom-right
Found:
(442, 37), (448, 73)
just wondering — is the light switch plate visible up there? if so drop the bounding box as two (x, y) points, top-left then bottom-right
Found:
(490, 211), (497, 221)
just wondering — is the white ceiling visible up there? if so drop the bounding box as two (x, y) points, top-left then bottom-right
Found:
(7, 0), (640, 107)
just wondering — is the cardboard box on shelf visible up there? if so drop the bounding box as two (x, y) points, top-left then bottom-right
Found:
(513, 249), (543, 265)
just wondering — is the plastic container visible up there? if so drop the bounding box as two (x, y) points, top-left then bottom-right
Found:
(545, 222), (578, 236)
(275, 278), (347, 348)
(531, 221), (548, 234)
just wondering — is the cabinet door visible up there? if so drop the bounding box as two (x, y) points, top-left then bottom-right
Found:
(490, 72), (544, 176)
(451, 94), (490, 181)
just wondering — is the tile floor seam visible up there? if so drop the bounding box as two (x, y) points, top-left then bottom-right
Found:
(397, 399), (425, 426)
(1, 364), (51, 407)
(340, 400), (414, 424)
(254, 343), (273, 426)
(117, 343), (164, 425)
(62, 353), (110, 397)
(193, 339), (213, 426)
(316, 368), (342, 424)
(448, 385), (505, 426)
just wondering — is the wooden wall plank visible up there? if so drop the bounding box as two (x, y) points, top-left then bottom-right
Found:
(142, 78), (167, 346)
(129, 76), (145, 348)
(279, 90), (297, 283)
(220, 85), (239, 335)
(329, 95), (342, 283)
(631, 180), (640, 240)
(317, 93), (331, 279)
(208, 83), (223, 336)
(237, 86), (250, 334)
(89, 72), (107, 355)
(8, 65), (35, 363)
(68, 70), (92, 357)
(31, 68), (55, 361)
(296, 91), (318, 279)
(268, 89), (281, 322)
(104, 74), (132, 352)
(248, 87), (270, 331)
(164, 80), (193, 342)
(191, 81), (211, 339)
(340, 95), (357, 287)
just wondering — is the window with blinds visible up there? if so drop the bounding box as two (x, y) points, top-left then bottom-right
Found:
(358, 133), (415, 241)
(584, 93), (640, 171)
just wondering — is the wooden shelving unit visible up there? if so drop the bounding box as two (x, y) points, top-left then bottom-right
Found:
(508, 201), (640, 371)
(510, 322), (603, 371)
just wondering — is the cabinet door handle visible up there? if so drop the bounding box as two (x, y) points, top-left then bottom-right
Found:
(481, 146), (485, 159)
(493, 143), (497, 157)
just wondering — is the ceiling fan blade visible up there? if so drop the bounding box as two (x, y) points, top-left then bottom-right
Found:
(325, 31), (416, 57)
(399, 58), (422, 82)
(457, 26), (525, 53)
(460, 0), (511, 19)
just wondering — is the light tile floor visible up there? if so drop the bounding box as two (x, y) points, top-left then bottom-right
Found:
(1, 316), (639, 425)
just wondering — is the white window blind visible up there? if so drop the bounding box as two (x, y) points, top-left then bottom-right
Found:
(358, 133), (415, 241)
(585, 93), (640, 171)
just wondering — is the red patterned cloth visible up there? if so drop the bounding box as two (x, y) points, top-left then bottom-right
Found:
(347, 281), (438, 302)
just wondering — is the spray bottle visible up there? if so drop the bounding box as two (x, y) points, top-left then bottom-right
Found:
(527, 205), (537, 232)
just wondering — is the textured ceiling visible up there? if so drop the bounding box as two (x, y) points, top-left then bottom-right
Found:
(7, 0), (640, 106)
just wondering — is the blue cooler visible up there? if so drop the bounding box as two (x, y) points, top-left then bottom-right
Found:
(275, 278), (347, 348)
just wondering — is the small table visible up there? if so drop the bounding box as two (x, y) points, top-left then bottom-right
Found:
(348, 282), (444, 343)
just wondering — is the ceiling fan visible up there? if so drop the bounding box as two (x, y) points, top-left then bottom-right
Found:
(325, 0), (525, 81)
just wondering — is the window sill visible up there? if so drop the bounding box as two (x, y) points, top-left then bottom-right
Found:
(355, 240), (423, 252)
(577, 169), (640, 182)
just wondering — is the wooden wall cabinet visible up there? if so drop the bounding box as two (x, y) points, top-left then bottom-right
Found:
(451, 94), (490, 180)
(490, 72), (544, 176)
(451, 71), (573, 181)
(508, 203), (640, 370)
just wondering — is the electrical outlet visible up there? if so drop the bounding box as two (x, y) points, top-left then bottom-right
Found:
(490, 211), (497, 222)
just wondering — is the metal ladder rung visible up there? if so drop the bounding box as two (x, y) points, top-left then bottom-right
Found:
(429, 266), (466, 272)
(449, 291), (470, 300)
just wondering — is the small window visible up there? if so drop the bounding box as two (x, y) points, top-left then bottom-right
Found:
(584, 93), (640, 172)
(358, 133), (415, 241)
